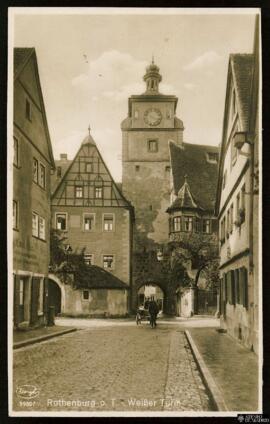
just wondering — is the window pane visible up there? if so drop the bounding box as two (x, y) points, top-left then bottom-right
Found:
(26, 99), (31, 121)
(57, 166), (62, 178)
(75, 186), (83, 198)
(83, 290), (89, 300)
(13, 138), (18, 166)
(84, 254), (93, 265)
(19, 279), (24, 305)
(183, 216), (193, 231)
(33, 158), (38, 183)
(32, 213), (38, 237)
(84, 216), (94, 231)
(86, 163), (92, 173)
(104, 215), (114, 231)
(13, 201), (18, 229)
(173, 216), (181, 231)
(56, 214), (66, 230)
(39, 216), (45, 240)
(39, 164), (45, 188)
(103, 255), (114, 269)
(95, 187), (102, 198)
(148, 140), (158, 152)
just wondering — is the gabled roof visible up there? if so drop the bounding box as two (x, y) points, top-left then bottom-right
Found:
(169, 141), (219, 212)
(75, 265), (129, 290)
(51, 131), (134, 213)
(14, 48), (55, 168)
(167, 177), (200, 212)
(215, 53), (255, 214)
(230, 54), (254, 131)
(14, 48), (34, 78)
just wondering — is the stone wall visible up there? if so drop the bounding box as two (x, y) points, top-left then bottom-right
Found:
(61, 285), (128, 317)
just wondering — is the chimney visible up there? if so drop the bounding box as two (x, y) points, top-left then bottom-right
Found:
(60, 153), (68, 161)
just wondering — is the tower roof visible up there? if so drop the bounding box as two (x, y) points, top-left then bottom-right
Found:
(168, 141), (219, 212)
(143, 58), (162, 94)
(81, 126), (96, 146)
(167, 176), (200, 212)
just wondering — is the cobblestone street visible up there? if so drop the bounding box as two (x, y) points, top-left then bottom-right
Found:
(13, 322), (214, 413)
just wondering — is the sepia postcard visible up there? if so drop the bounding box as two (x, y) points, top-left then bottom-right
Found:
(8, 7), (262, 418)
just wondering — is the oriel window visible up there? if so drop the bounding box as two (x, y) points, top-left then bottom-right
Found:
(183, 216), (193, 232)
(173, 216), (181, 232)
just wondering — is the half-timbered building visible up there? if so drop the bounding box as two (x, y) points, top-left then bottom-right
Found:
(215, 19), (260, 352)
(50, 130), (134, 316)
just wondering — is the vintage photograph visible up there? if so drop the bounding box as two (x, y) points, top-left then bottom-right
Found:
(9, 7), (261, 417)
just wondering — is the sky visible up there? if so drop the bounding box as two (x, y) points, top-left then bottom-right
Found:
(11, 8), (257, 181)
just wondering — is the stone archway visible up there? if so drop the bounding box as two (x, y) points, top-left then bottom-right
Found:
(48, 273), (66, 314)
(137, 284), (165, 312)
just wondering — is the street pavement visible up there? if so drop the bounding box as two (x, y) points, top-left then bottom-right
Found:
(13, 320), (215, 413)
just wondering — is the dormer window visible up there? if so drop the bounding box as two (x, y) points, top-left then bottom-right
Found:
(206, 152), (218, 164)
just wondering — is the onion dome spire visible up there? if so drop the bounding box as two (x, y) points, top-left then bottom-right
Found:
(143, 57), (162, 94)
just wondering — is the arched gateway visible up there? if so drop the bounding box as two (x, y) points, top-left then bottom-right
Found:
(137, 284), (164, 312)
(48, 273), (66, 315)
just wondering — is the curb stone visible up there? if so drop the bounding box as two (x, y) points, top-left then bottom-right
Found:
(185, 329), (228, 411)
(13, 328), (77, 349)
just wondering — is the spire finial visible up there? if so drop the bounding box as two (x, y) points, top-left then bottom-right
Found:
(88, 125), (91, 135)
(152, 54), (154, 64)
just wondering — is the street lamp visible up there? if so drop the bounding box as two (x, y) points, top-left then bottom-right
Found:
(233, 131), (253, 157)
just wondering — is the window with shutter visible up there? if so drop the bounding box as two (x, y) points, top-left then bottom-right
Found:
(234, 269), (240, 304)
(230, 270), (236, 305)
(242, 267), (248, 309)
(226, 272), (232, 304)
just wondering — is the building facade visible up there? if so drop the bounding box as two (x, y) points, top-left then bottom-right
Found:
(51, 131), (134, 316)
(215, 20), (260, 353)
(13, 48), (55, 328)
(167, 141), (219, 316)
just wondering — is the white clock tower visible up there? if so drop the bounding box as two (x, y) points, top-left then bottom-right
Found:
(121, 59), (184, 249)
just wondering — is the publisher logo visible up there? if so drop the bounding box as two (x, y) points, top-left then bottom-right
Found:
(16, 385), (40, 399)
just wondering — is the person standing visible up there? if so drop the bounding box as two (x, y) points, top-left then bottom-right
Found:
(148, 297), (159, 328)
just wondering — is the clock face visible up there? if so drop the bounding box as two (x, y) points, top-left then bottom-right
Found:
(144, 108), (162, 126)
